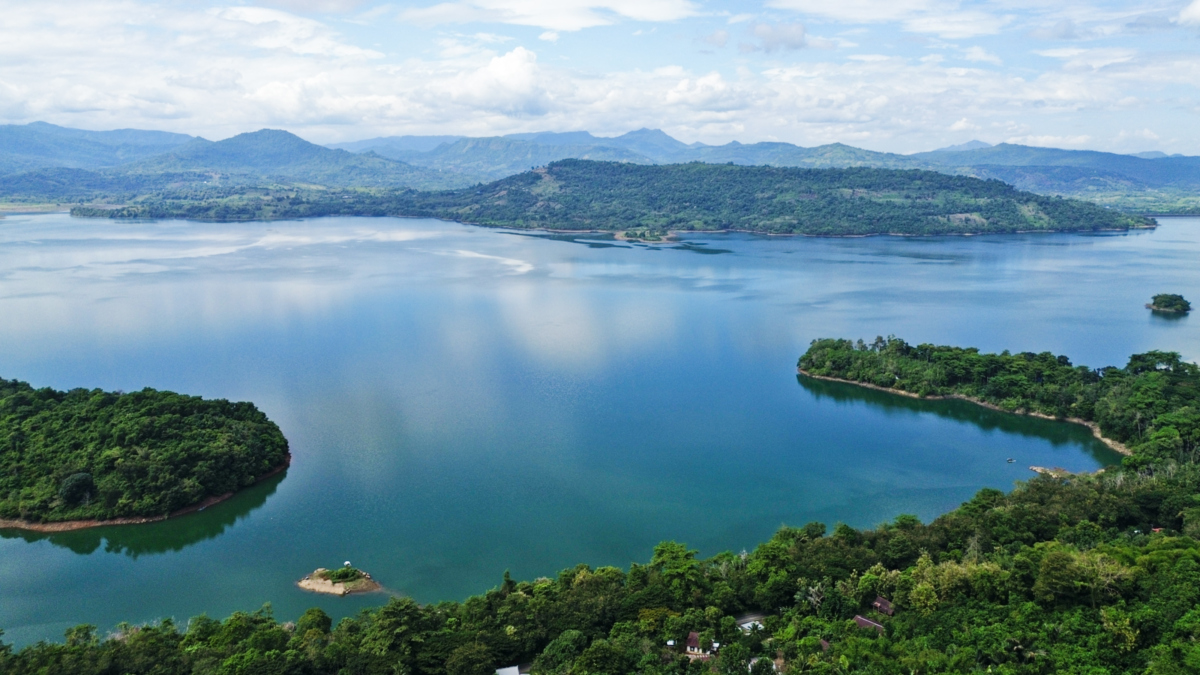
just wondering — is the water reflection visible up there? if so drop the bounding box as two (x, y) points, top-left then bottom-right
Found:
(0, 472), (285, 558)
(797, 374), (1124, 467)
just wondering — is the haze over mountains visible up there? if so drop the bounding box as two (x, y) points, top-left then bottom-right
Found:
(1, 121), (1198, 213)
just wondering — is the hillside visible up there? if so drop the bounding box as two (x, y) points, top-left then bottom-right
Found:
(333, 130), (1200, 213)
(380, 136), (652, 180)
(75, 160), (1156, 235)
(0, 377), (289, 524)
(399, 160), (1154, 235)
(0, 122), (194, 175)
(125, 129), (475, 189)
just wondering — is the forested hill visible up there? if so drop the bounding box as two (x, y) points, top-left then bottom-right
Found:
(0, 378), (289, 524)
(74, 160), (1156, 236)
(410, 160), (1153, 235)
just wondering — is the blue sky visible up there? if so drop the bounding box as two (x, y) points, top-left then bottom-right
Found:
(1, 1), (1199, 153)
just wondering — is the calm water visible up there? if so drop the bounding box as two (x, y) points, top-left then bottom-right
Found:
(1, 214), (1197, 646)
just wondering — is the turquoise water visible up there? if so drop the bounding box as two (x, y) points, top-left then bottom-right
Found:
(1, 214), (1196, 646)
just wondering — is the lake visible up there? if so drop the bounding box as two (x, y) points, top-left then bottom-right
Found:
(1, 214), (1196, 646)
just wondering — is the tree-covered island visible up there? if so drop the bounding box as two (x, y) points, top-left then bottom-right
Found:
(7, 342), (1200, 673)
(1147, 294), (1192, 313)
(67, 160), (1157, 237)
(0, 377), (289, 527)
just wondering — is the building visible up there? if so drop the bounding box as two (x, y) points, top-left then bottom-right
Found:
(872, 596), (895, 616)
(685, 631), (713, 660)
(853, 615), (885, 635)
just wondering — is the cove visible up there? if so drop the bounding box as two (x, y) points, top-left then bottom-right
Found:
(0, 214), (1197, 647)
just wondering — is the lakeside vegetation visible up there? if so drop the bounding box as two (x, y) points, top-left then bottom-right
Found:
(0, 378), (289, 524)
(1148, 294), (1192, 313)
(798, 337), (1200, 469)
(67, 160), (1156, 236)
(5, 341), (1200, 672)
(7, 465), (1200, 673)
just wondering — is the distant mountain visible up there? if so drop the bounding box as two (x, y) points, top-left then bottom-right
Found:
(394, 136), (654, 180)
(125, 129), (474, 189)
(687, 141), (928, 170)
(327, 135), (465, 155)
(932, 140), (993, 152)
(914, 143), (1200, 189)
(502, 131), (602, 146)
(0, 122), (194, 174)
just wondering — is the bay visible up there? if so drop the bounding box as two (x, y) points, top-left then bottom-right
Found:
(1, 214), (1196, 646)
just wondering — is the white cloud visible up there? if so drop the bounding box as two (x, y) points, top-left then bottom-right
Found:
(539, 31), (560, 41)
(1006, 134), (1092, 147)
(1181, 0), (1200, 25)
(259, 0), (371, 12)
(742, 23), (808, 53)
(767, 0), (1007, 38)
(399, 0), (699, 32)
(210, 7), (383, 58)
(1, 1), (1199, 154)
(962, 46), (1000, 65)
(701, 30), (729, 48)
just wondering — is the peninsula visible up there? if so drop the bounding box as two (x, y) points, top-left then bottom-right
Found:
(69, 160), (1156, 237)
(798, 336), (1199, 468)
(0, 378), (289, 530)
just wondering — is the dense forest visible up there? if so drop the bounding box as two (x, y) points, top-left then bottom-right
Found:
(69, 160), (1156, 236)
(5, 342), (1200, 673)
(798, 337), (1200, 469)
(6, 466), (1200, 674)
(0, 378), (289, 523)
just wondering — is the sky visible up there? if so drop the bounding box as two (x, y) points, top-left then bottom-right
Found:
(1, 1), (1199, 153)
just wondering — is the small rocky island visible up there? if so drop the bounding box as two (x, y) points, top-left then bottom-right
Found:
(1147, 293), (1191, 313)
(298, 564), (382, 596)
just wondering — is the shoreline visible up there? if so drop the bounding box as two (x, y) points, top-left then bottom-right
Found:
(0, 454), (291, 533)
(68, 209), (1158, 238)
(797, 370), (1131, 456)
(1146, 303), (1189, 314)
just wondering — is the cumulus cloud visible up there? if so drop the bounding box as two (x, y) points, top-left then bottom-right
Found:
(1, 1), (1199, 153)
(399, 0), (699, 31)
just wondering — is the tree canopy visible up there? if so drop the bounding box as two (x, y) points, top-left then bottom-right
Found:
(0, 378), (289, 523)
(1150, 294), (1191, 313)
(69, 160), (1156, 236)
(798, 337), (1200, 469)
(7, 342), (1200, 673)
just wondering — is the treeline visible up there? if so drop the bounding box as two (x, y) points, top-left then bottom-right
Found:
(7, 465), (1200, 673)
(0, 378), (289, 523)
(798, 337), (1200, 469)
(68, 160), (1156, 236)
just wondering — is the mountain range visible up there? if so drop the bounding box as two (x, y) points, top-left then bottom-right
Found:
(2, 121), (1198, 213)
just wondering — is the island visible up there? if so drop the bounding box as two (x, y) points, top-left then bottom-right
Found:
(1147, 293), (1191, 313)
(0, 378), (289, 531)
(797, 336), (1200, 467)
(297, 565), (382, 596)
(69, 160), (1156, 237)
